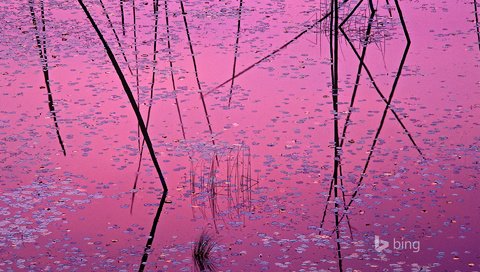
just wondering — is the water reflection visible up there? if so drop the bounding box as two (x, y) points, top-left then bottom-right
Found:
(138, 191), (168, 272)
(0, 0), (478, 270)
(189, 144), (258, 233)
(77, 0), (168, 191)
(29, 0), (66, 156)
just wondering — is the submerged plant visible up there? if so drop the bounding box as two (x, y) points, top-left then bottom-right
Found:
(193, 231), (217, 272)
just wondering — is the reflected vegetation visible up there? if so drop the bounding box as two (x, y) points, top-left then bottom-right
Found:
(188, 143), (258, 233)
(139, 191), (167, 272)
(192, 231), (217, 272)
(0, 0), (478, 271)
(29, 0), (66, 156)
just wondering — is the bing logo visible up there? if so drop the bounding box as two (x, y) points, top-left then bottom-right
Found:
(374, 235), (420, 253)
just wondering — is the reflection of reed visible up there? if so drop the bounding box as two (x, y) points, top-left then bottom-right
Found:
(207, 1), (404, 97)
(29, 0), (67, 156)
(474, 0), (480, 51)
(320, 0), (374, 241)
(129, 0), (146, 214)
(131, 0), (161, 191)
(132, 0), (141, 151)
(337, 3), (424, 159)
(120, 0), (126, 36)
(138, 191), (168, 272)
(141, 0), (160, 140)
(337, 0), (375, 241)
(334, 3), (424, 239)
(164, 0), (187, 139)
(193, 231), (217, 272)
(227, 0), (244, 107)
(98, 0), (133, 76)
(340, 0), (412, 224)
(327, 0), (343, 270)
(131, 0), (189, 213)
(318, 1), (417, 270)
(180, 1), (217, 153)
(205, 4), (338, 96)
(320, 0), (368, 240)
(77, 0), (168, 191)
(189, 144), (258, 234)
(319, 0), (412, 237)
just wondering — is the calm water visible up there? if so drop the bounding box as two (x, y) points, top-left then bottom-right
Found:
(0, 0), (479, 271)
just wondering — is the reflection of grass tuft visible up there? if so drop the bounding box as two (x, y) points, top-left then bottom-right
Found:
(193, 231), (217, 272)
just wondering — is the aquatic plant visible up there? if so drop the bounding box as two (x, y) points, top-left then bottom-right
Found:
(77, 0), (168, 191)
(193, 231), (217, 272)
(138, 191), (168, 272)
(29, 0), (66, 156)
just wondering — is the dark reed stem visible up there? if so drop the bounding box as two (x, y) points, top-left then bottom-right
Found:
(138, 191), (168, 272)
(474, 0), (480, 51)
(338, 165), (353, 239)
(142, 0), (160, 135)
(29, 0), (67, 156)
(132, 0), (141, 151)
(337, 0), (410, 227)
(131, 0), (189, 214)
(180, 0), (219, 163)
(98, 0), (133, 75)
(385, 0), (392, 17)
(227, 0), (244, 107)
(192, 231), (217, 272)
(328, 0), (343, 270)
(130, 0), (143, 210)
(208, 158), (220, 234)
(164, 0), (187, 139)
(120, 0), (126, 36)
(205, 0), (351, 96)
(130, 0), (162, 214)
(319, 0), (364, 232)
(336, 0), (372, 241)
(77, 0), (168, 191)
(338, 16), (424, 159)
(328, 0), (374, 238)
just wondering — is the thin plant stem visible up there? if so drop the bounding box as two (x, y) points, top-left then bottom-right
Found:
(180, 0), (219, 164)
(205, 0), (351, 96)
(337, 0), (411, 227)
(77, 0), (168, 191)
(132, 0), (141, 151)
(165, 0), (186, 139)
(131, 0), (163, 213)
(120, 0), (126, 36)
(337, 7), (424, 159)
(474, 0), (480, 51)
(138, 191), (168, 272)
(328, 0), (343, 270)
(227, 0), (244, 107)
(29, 0), (67, 156)
(98, 0), (133, 75)
(319, 0), (365, 232)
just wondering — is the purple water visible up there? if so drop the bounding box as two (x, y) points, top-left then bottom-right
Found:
(0, 0), (479, 271)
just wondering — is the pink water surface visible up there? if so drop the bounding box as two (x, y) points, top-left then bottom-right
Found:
(0, 0), (479, 271)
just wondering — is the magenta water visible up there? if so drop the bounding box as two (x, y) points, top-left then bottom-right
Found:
(0, 0), (479, 271)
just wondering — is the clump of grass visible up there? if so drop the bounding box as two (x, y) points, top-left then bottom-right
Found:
(193, 231), (217, 272)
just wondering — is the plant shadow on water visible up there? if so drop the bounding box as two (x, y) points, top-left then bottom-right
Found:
(188, 143), (259, 234)
(48, 0), (417, 271)
(138, 191), (168, 272)
(28, 0), (66, 156)
(77, 0), (168, 192)
(43, 0), (416, 271)
(192, 231), (217, 272)
(0, 0), (478, 270)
